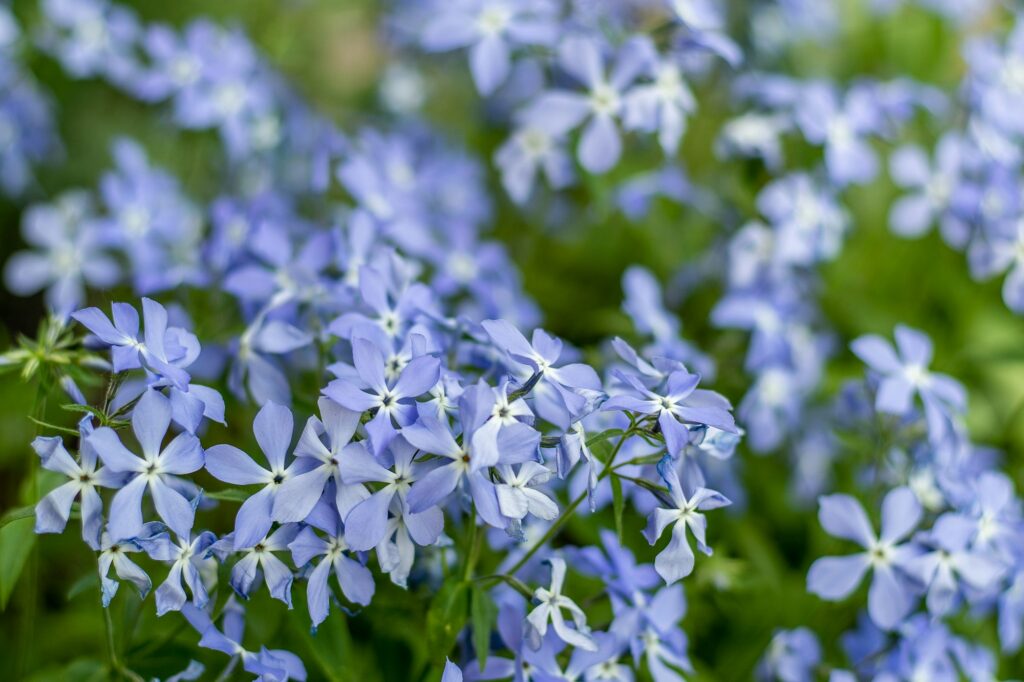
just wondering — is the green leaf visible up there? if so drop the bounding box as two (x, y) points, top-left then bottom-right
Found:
(470, 585), (498, 671)
(0, 515), (36, 609)
(585, 428), (623, 449)
(426, 579), (470, 656)
(611, 474), (624, 541)
(201, 487), (252, 503)
(27, 417), (80, 436)
(66, 571), (99, 601)
(0, 505), (34, 530)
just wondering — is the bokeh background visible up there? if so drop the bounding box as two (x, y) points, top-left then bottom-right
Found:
(2, 0), (1024, 679)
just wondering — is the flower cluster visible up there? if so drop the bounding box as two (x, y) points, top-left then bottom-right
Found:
(3, 0), (1024, 680)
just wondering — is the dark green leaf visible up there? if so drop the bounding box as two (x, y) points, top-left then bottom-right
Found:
(0, 505), (34, 530)
(470, 585), (498, 671)
(0, 515), (36, 609)
(66, 572), (99, 601)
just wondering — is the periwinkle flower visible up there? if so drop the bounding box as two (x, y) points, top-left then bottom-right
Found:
(272, 397), (366, 524)
(522, 35), (649, 173)
(32, 418), (122, 549)
(851, 325), (966, 443)
(807, 487), (922, 630)
(87, 389), (204, 540)
(643, 460), (730, 585)
(323, 336), (440, 456)
(420, 0), (558, 95)
(526, 557), (598, 651)
(289, 502), (375, 627)
(72, 298), (191, 390)
(139, 528), (217, 615)
(604, 368), (736, 458)
(206, 401), (312, 549)
(3, 192), (117, 316)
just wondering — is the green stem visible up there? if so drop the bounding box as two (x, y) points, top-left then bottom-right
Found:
(104, 605), (121, 673)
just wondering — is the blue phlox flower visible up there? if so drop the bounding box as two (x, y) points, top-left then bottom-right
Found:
(851, 325), (967, 444)
(758, 628), (821, 682)
(32, 416), (123, 549)
(526, 557), (598, 651)
(288, 500), (376, 626)
(419, 0), (559, 95)
(807, 487), (922, 630)
(98, 524), (159, 607)
(604, 367), (736, 457)
(323, 335), (440, 455)
(72, 297), (192, 390)
(904, 512), (1007, 616)
(138, 527), (217, 615)
(482, 318), (604, 428)
(206, 400), (313, 549)
(182, 598), (307, 681)
(272, 397), (367, 524)
(86, 388), (204, 539)
(643, 459), (730, 585)
(214, 523), (299, 607)
(522, 35), (650, 173)
(3, 192), (117, 316)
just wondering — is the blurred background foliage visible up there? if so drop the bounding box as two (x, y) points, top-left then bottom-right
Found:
(2, 0), (1024, 679)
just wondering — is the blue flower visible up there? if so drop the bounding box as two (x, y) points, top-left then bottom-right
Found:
(522, 35), (649, 173)
(526, 557), (598, 651)
(904, 512), (1006, 616)
(205, 401), (311, 549)
(481, 319), (603, 428)
(32, 416), (123, 549)
(87, 389), (204, 539)
(214, 524), (299, 607)
(138, 527), (217, 615)
(98, 525), (157, 607)
(72, 298), (191, 390)
(3, 192), (117, 316)
(288, 501), (375, 627)
(271, 397), (365, 524)
(604, 367), (736, 457)
(420, 0), (558, 95)
(336, 436), (443, 554)
(643, 460), (730, 585)
(182, 598), (307, 681)
(807, 487), (922, 630)
(759, 628), (821, 682)
(323, 335), (440, 456)
(851, 325), (966, 444)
